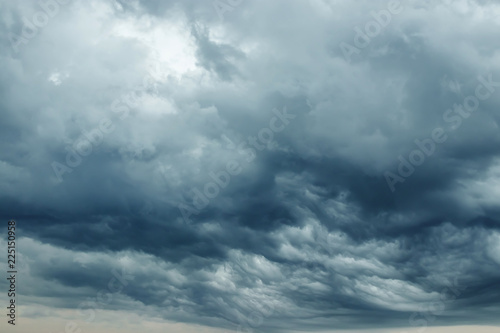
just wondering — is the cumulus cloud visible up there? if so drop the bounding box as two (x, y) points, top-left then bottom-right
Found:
(1, 0), (500, 331)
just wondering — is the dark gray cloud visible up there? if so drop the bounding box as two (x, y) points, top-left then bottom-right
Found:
(1, 0), (500, 332)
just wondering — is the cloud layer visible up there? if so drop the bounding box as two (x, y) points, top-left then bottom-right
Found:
(1, 0), (500, 331)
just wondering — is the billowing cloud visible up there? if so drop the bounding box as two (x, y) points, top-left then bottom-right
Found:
(1, 0), (500, 332)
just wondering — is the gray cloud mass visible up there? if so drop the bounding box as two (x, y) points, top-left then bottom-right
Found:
(1, 0), (500, 332)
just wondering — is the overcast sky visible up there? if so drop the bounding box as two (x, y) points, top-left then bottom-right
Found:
(1, 0), (500, 332)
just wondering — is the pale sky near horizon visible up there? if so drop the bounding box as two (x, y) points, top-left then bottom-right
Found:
(1, 0), (500, 332)
(0, 309), (499, 333)
(0, 306), (499, 333)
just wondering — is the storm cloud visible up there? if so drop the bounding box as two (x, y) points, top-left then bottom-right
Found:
(1, 0), (500, 332)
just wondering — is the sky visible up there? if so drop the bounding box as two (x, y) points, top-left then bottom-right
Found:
(1, 0), (500, 332)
